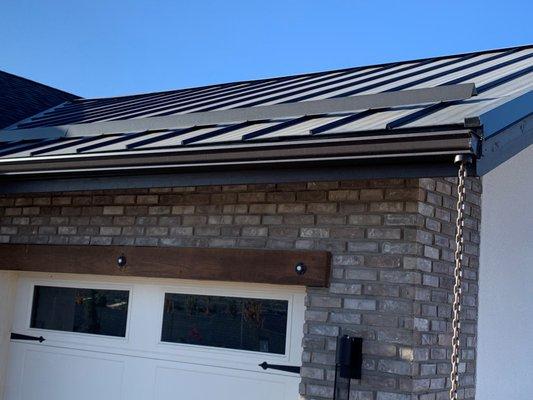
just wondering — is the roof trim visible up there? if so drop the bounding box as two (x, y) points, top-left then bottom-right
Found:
(476, 113), (532, 175)
(0, 128), (477, 177)
(0, 160), (470, 194)
(0, 84), (476, 141)
(465, 88), (533, 138)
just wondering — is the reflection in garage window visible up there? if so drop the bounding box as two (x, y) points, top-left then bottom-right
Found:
(161, 293), (288, 354)
(30, 286), (129, 337)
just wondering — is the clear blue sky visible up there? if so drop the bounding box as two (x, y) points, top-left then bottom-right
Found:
(1, 1), (531, 98)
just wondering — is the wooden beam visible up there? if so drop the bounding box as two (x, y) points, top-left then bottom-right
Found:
(0, 244), (331, 287)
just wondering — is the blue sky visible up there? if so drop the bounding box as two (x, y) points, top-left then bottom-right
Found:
(1, 1), (531, 98)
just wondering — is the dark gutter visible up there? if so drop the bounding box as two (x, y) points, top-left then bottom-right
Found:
(0, 129), (477, 176)
(0, 128), (480, 193)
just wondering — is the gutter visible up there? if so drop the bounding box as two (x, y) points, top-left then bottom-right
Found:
(0, 129), (478, 177)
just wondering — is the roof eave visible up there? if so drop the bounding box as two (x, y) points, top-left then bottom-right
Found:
(0, 128), (479, 194)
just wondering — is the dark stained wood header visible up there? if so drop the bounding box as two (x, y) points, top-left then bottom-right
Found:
(0, 244), (331, 287)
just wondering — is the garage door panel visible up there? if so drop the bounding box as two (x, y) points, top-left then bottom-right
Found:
(9, 345), (125, 400)
(154, 364), (297, 400)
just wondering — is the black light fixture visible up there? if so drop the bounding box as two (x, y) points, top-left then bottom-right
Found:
(117, 254), (127, 269)
(294, 262), (307, 275)
(333, 334), (363, 400)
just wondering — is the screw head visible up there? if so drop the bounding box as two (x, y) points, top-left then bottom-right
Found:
(295, 262), (307, 275)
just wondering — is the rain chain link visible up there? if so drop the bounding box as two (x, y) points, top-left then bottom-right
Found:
(449, 155), (471, 400)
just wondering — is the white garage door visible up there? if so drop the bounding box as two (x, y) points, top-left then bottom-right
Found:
(4, 274), (305, 400)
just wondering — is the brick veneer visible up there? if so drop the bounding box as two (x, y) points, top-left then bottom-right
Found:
(0, 177), (481, 399)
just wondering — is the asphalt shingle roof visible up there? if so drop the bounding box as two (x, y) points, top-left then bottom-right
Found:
(0, 71), (78, 129)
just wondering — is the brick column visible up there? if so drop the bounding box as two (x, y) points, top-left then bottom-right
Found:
(300, 177), (481, 400)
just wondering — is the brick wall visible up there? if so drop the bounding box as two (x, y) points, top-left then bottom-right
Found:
(0, 177), (481, 399)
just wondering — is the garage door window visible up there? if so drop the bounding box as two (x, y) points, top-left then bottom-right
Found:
(161, 293), (288, 354)
(30, 285), (129, 337)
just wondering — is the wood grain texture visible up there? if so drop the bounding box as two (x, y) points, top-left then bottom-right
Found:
(0, 244), (330, 287)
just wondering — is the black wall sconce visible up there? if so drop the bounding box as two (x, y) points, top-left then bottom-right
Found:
(117, 254), (127, 270)
(333, 335), (363, 400)
(294, 262), (307, 275)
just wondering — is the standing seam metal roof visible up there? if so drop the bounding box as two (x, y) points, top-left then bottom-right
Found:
(0, 44), (531, 161)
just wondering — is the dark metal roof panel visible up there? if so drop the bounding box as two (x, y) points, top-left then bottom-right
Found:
(6, 46), (530, 131)
(0, 44), (530, 178)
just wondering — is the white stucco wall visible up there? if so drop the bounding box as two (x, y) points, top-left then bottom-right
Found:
(477, 145), (533, 399)
(0, 271), (18, 400)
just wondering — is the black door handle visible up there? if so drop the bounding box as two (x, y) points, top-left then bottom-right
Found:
(11, 333), (45, 342)
(259, 362), (300, 374)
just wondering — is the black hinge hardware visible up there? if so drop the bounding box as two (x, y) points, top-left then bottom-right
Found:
(10, 332), (45, 342)
(259, 361), (300, 374)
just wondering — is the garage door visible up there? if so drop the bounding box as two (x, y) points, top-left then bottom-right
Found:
(4, 274), (305, 400)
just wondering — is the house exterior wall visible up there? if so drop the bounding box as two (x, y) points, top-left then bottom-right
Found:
(477, 145), (533, 400)
(0, 177), (481, 399)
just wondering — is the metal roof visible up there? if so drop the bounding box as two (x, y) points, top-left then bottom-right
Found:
(0, 44), (531, 182)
